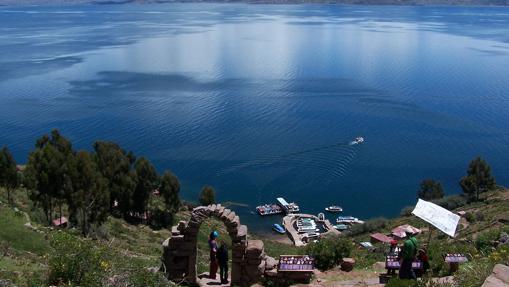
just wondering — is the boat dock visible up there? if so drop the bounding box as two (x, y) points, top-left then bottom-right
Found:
(277, 197), (300, 214)
(282, 213), (340, 247)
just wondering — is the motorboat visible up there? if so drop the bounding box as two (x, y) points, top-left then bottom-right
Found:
(325, 206), (343, 213)
(350, 136), (365, 145)
(333, 224), (349, 231)
(272, 223), (286, 234)
(336, 216), (364, 225)
(256, 204), (283, 216)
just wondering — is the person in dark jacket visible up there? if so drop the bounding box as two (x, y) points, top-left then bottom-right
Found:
(208, 231), (219, 279)
(216, 241), (229, 284)
(399, 236), (418, 280)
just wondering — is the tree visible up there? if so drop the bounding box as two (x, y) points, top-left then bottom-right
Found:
(93, 141), (137, 216)
(306, 234), (352, 270)
(417, 179), (444, 201)
(0, 146), (18, 205)
(132, 157), (158, 216)
(159, 170), (180, 214)
(199, 185), (216, 206)
(70, 151), (109, 236)
(146, 194), (172, 229)
(460, 156), (496, 201)
(25, 130), (75, 225)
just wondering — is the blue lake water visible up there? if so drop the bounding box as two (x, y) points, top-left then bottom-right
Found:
(1, 3), (509, 233)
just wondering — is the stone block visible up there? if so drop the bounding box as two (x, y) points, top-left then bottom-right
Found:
(177, 220), (187, 230)
(246, 240), (264, 257)
(237, 225), (248, 238)
(226, 211), (237, 222)
(170, 234), (184, 243)
(264, 256), (278, 270)
(248, 258), (262, 265)
(171, 226), (180, 236)
(341, 258), (356, 272)
(228, 215), (240, 228)
(221, 209), (232, 220)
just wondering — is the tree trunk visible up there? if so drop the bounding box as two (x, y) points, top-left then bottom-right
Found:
(7, 187), (11, 206)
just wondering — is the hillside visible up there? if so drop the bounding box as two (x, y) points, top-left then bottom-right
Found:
(1, 187), (509, 286)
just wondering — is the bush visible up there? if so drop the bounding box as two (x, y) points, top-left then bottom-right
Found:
(433, 195), (467, 210)
(400, 206), (414, 217)
(386, 278), (418, 287)
(454, 257), (493, 287)
(48, 232), (110, 286)
(465, 212), (475, 223)
(427, 240), (477, 276)
(306, 235), (352, 270)
(347, 217), (388, 236)
(475, 229), (500, 253)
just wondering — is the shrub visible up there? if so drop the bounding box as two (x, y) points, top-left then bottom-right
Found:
(306, 235), (352, 270)
(48, 232), (110, 286)
(400, 206), (414, 217)
(386, 278), (417, 287)
(433, 195), (467, 210)
(454, 257), (493, 287)
(475, 229), (500, 253)
(475, 211), (485, 222)
(465, 212), (475, 223)
(427, 240), (477, 276)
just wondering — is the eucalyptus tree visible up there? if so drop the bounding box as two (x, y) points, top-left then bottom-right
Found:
(93, 141), (137, 217)
(199, 185), (216, 206)
(70, 150), (109, 236)
(25, 130), (75, 224)
(0, 146), (18, 205)
(417, 179), (444, 201)
(133, 157), (158, 217)
(460, 156), (496, 201)
(159, 170), (181, 214)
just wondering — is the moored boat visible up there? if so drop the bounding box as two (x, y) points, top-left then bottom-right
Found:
(325, 206), (343, 212)
(336, 216), (364, 225)
(272, 223), (286, 234)
(333, 224), (349, 231)
(256, 204), (283, 216)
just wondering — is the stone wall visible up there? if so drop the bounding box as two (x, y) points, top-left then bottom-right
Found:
(161, 204), (277, 286)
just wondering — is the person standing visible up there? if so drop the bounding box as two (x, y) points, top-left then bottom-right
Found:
(399, 235), (418, 280)
(416, 248), (430, 277)
(217, 240), (229, 284)
(208, 231), (219, 279)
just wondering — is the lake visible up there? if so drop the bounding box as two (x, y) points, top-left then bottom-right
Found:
(1, 3), (509, 233)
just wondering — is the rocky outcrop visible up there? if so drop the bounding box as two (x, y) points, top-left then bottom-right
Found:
(482, 264), (509, 287)
(161, 204), (277, 286)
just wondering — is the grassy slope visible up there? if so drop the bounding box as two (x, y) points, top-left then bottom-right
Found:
(2, 187), (508, 285)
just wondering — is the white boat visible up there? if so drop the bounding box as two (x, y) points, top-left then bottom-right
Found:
(325, 206), (343, 213)
(350, 136), (365, 145)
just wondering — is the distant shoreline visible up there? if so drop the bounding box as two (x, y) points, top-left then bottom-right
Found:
(1, 0), (509, 6)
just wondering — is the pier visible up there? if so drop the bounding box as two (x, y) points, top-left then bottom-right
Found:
(282, 213), (340, 247)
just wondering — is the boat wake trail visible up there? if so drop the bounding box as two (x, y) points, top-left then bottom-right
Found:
(217, 140), (360, 181)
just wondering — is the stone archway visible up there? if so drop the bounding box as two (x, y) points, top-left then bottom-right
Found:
(161, 204), (273, 286)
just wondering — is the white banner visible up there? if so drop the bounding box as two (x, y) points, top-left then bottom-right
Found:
(411, 199), (460, 237)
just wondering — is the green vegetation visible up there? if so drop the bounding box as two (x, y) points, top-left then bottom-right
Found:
(199, 185), (216, 206)
(460, 156), (496, 202)
(18, 129), (181, 234)
(0, 146), (18, 205)
(347, 217), (389, 236)
(417, 179), (444, 201)
(306, 234), (352, 270)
